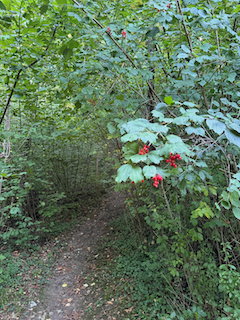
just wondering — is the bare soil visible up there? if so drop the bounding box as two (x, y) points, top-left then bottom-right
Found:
(19, 191), (126, 320)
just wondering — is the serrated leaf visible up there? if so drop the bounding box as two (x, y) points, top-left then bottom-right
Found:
(129, 166), (144, 182)
(147, 153), (161, 164)
(166, 135), (182, 143)
(143, 165), (157, 179)
(172, 116), (190, 125)
(206, 119), (226, 135)
(151, 110), (164, 121)
(122, 119), (149, 133)
(130, 154), (147, 163)
(177, 53), (189, 59)
(115, 164), (132, 183)
(185, 127), (205, 136)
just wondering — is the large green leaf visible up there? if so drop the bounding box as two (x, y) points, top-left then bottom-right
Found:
(115, 164), (132, 183)
(233, 207), (240, 220)
(225, 129), (240, 148)
(206, 119), (226, 135)
(130, 154), (147, 163)
(185, 127), (205, 136)
(229, 191), (240, 207)
(129, 167), (144, 182)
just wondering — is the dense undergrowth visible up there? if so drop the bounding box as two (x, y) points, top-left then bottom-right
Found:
(1, 0), (240, 318)
(86, 194), (240, 319)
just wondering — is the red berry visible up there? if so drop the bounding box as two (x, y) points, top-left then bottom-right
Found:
(141, 180), (144, 183)
(174, 165), (177, 168)
(131, 181), (134, 184)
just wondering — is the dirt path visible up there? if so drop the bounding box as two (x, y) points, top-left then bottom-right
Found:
(22, 191), (126, 320)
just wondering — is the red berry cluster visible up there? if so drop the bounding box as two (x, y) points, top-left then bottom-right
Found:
(107, 27), (112, 35)
(155, 7), (160, 12)
(121, 30), (127, 38)
(139, 144), (150, 155)
(152, 174), (163, 188)
(166, 152), (181, 168)
(167, 3), (171, 8)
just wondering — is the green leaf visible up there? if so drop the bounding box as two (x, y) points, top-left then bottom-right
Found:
(122, 142), (139, 160)
(115, 164), (132, 182)
(146, 27), (160, 38)
(129, 166), (144, 182)
(56, 0), (65, 4)
(0, 1), (6, 9)
(191, 201), (214, 219)
(233, 207), (240, 219)
(151, 110), (164, 121)
(225, 129), (240, 148)
(185, 127), (205, 136)
(221, 200), (231, 210)
(63, 48), (73, 60)
(206, 119), (226, 135)
(10, 207), (21, 215)
(107, 122), (116, 134)
(164, 96), (173, 105)
(0, 254), (5, 261)
(40, 4), (48, 13)
(121, 132), (157, 144)
(143, 165), (157, 179)
(147, 153), (161, 164)
(230, 191), (240, 207)
(67, 12), (82, 23)
(130, 154), (147, 163)
(166, 135), (182, 143)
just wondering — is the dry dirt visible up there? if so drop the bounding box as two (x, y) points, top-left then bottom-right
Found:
(19, 191), (126, 320)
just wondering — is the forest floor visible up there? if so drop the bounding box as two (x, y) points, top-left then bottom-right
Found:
(2, 191), (127, 320)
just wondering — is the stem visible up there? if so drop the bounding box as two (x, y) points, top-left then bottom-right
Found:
(161, 180), (173, 219)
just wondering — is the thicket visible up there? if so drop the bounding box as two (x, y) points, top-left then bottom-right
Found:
(0, 0), (240, 318)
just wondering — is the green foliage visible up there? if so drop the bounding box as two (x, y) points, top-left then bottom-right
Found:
(1, 0), (240, 318)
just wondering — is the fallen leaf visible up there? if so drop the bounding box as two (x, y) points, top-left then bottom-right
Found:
(107, 301), (113, 305)
(68, 298), (73, 302)
(66, 303), (71, 307)
(125, 306), (133, 313)
(62, 283), (67, 287)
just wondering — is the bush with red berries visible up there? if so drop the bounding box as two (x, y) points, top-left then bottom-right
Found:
(166, 152), (181, 168)
(152, 174), (163, 188)
(139, 144), (150, 155)
(121, 30), (127, 38)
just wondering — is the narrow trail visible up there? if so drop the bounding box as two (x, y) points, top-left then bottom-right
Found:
(22, 191), (126, 320)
